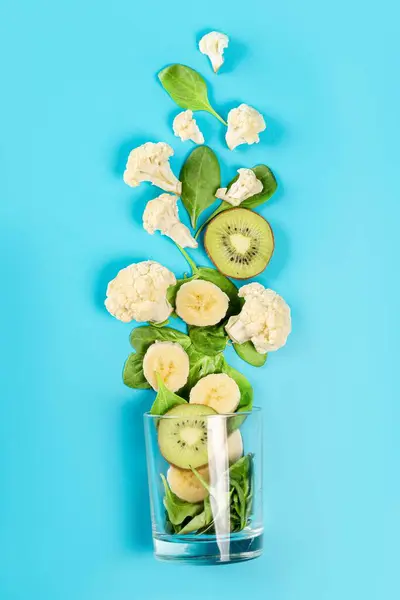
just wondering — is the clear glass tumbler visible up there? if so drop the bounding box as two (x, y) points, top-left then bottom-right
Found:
(143, 408), (263, 564)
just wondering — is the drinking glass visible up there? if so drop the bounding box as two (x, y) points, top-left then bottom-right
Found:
(143, 408), (263, 564)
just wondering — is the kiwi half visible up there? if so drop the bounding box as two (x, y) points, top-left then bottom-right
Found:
(158, 403), (217, 469)
(204, 208), (274, 279)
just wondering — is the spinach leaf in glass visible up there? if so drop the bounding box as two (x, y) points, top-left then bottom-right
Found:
(229, 454), (252, 483)
(229, 454), (253, 531)
(179, 497), (213, 534)
(230, 478), (246, 530)
(161, 474), (203, 526)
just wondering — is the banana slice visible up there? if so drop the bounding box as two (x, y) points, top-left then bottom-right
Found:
(189, 373), (240, 413)
(228, 430), (244, 464)
(175, 279), (229, 326)
(142, 341), (189, 391)
(167, 465), (209, 503)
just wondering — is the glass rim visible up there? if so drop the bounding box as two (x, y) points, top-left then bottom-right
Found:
(144, 406), (262, 419)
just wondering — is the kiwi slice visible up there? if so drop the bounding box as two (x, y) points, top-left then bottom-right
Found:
(158, 404), (217, 469)
(204, 208), (274, 279)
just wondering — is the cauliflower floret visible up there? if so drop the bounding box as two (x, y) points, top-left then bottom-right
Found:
(216, 168), (263, 206)
(173, 110), (204, 144)
(199, 31), (229, 73)
(105, 261), (176, 323)
(143, 193), (198, 249)
(226, 104), (266, 150)
(225, 283), (291, 353)
(123, 142), (182, 194)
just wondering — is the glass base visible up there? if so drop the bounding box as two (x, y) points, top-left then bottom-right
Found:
(153, 529), (263, 565)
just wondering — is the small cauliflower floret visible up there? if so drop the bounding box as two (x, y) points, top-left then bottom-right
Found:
(216, 168), (263, 206)
(123, 142), (182, 194)
(143, 193), (198, 249)
(225, 283), (291, 353)
(105, 261), (176, 323)
(226, 104), (266, 150)
(173, 110), (204, 144)
(199, 31), (229, 73)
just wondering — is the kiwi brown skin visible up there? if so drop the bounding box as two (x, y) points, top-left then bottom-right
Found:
(204, 208), (275, 280)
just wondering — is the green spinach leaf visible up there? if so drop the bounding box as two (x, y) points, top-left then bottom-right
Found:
(179, 497), (213, 534)
(123, 353), (151, 389)
(195, 165), (277, 238)
(234, 165), (277, 210)
(161, 474), (203, 526)
(183, 348), (225, 394)
(130, 325), (191, 353)
(180, 146), (221, 228)
(221, 360), (253, 412)
(158, 64), (226, 125)
(232, 492), (241, 517)
(179, 511), (208, 534)
(230, 478), (246, 530)
(167, 274), (199, 308)
(233, 341), (267, 367)
(152, 319), (170, 328)
(189, 324), (228, 356)
(124, 326), (191, 390)
(245, 492), (253, 521)
(229, 454), (252, 483)
(164, 458), (254, 535)
(150, 374), (187, 415)
(229, 451), (253, 534)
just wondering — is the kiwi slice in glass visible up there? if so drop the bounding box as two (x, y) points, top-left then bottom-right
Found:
(158, 404), (217, 469)
(204, 208), (274, 279)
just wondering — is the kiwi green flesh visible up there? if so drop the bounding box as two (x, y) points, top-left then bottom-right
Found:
(158, 404), (217, 469)
(204, 208), (274, 279)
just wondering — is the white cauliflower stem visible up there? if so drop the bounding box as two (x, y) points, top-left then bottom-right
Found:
(216, 168), (263, 206)
(199, 31), (229, 73)
(143, 193), (198, 249)
(123, 142), (182, 194)
(105, 261), (176, 323)
(173, 110), (204, 144)
(226, 104), (266, 150)
(225, 283), (291, 353)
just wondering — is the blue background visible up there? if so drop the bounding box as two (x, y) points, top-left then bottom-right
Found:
(0, 1), (399, 598)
